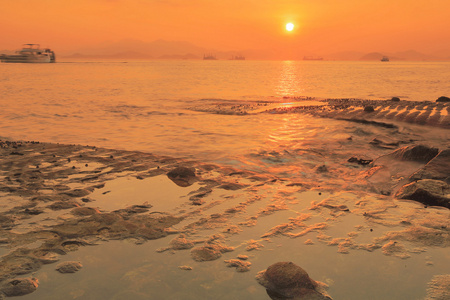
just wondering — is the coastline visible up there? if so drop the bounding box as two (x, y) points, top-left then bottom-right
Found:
(0, 139), (449, 299)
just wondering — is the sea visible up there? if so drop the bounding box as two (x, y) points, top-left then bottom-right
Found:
(1, 60), (450, 300)
(1, 60), (449, 164)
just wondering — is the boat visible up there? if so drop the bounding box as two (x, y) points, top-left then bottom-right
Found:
(381, 56), (389, 62)
(203, 54), (217, 60)
(231, 55), (245, 60)
(0, 44), (56, 63)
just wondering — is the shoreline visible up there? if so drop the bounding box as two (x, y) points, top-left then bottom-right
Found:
(191, 97), (450, 129)
(0, 140), (449, 299)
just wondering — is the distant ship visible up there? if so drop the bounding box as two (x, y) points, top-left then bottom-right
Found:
(0, 44), (56, 63)
(381, 56), (390, 62)
(231, 55), (245, 60)
(303, 56), (323, 61)
(203, 54), (217, 60)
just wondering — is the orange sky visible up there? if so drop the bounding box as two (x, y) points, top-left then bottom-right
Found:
(1, 0), (449, 58)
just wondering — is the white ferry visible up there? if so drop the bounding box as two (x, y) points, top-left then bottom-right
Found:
(0, 44), (56, 63)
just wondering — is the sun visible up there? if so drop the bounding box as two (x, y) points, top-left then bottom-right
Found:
(286, 23), (294, 32)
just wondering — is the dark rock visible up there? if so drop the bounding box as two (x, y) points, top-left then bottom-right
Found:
(218, 182), (247, 190)
(390, 97), (401, 102)
(364, 106), (375, 112)
(167, 167), (197, 187)
(410, 149), (450, 183)
(0, 277), (39, 297)
(315, 165), (328, 173)
(436, 96), (450, 103)
(395, 179), (450, 208)
(391, 145), (439, 163)
(62, 188), (91, 198)
(55, 261), (83, 273)
(256, 262), (332, 300)
(47, 201), (80, 210)
(71, 207), (100, 216)
(348, 157), (372, 165)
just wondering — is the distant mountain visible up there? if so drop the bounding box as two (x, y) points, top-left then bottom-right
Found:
(65, 51), (153, 60)
(158, 53), (200, 59)
(432, 49), (450, 60)
(393, 50), (437, 61)
(359, 50), (441, 61)
(68, 39), (206, 58)
(61, 38), (450, 61)
(359, 52), (387, 61)
(326, 51), (365, 61)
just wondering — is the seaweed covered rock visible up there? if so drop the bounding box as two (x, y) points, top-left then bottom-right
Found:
(167, 166), (197, 187)
(255, 262), (332, 300)
(395, 179), (450, 208)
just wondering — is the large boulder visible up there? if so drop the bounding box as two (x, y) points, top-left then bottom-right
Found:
(410, 149), (450, 183)
(390, 145), (439, 163)
(0, 277), (39, 297)
(395, 179), (450, 208)
(256, 262), (332, 300)
(436, 96), (450, 103)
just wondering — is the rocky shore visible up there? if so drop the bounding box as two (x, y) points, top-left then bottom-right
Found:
(191, 97), (450, 129)
(0, 139), (449, 299)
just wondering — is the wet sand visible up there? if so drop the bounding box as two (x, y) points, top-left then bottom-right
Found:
(0, 138), (449, 299)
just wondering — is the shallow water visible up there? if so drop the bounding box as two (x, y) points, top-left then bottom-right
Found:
(15, 184), (450, 300)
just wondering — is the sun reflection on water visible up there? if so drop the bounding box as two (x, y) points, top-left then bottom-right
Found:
(276, 61), (304, 96)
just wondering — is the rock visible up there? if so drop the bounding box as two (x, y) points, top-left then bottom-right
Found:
(395, 179), (450, 208)
(55, 261), (83, 273)
(47, 200), (80, 210)
(62, 188), (91, 198)
(436, 96), (450, 103)
(347, 157), (372, 165)
(71, 207), (100, 216)
(190, 242), (234, 262)
(169, 234), (195, 250)
(410, 149), (450, 183)
(369, 137), (399, 149)
(364, 106), (375, 112)
(390, 97), (401, 102)
(0, 277), (39, 297)
(425, 274), (450, 300)
(391, 145), (439, 163)
(255, 262), (332, 300)
(167, 167), (197, 187)
(224, 259), (251, 272)
(315, 165), (328, 173)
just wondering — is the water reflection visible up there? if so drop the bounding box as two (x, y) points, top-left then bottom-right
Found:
(276, 61), (304, 96)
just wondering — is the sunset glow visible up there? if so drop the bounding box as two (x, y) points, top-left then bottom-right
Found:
(0, 1), (449, 60)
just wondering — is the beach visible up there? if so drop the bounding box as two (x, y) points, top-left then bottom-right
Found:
(0, 61), (449, 299)
(1, 98), (449, 299)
